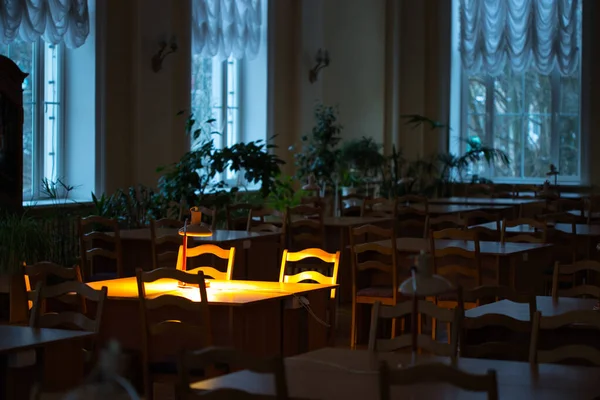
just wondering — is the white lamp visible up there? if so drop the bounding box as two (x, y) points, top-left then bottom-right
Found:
(399, 250), (454, 296)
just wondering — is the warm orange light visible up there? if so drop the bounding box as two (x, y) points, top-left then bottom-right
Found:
(178, 207), (213, 237)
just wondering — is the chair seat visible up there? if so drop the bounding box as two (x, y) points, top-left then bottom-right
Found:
(357, 286), (394, 298)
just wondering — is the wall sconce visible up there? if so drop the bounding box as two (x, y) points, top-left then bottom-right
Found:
(309, 48), (330, 84)
(151, 38), (178, 73)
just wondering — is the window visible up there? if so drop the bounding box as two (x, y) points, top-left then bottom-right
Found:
(0, 40), (62, 200)
(451, 1), (582, 183)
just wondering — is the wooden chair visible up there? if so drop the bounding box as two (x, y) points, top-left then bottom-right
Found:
(515, 185), (541, 199)
(284, 205), (325, 250)
(151, 218), (184, 270)
(378, 362), (498, 400)
(529, 310), (600, 366)
(501, 218), (548, 243)
(177, 346), (289, 400)
(461, 285), (536, 360)
(368, 300), (461, 359)
(300, 195), (324, 208)
(338, 193), (367, 216)
(279, 248), (340, 299)
(23, 262), (85, 312)
(226, 203), (254, 230)
(349, 224), (405, 349)
(78, 216), (124, 281)
(136, 268), (212, 400)
(517, 202), (548, 218)
(176, 244), (236, 281)
(585, 195), (600, 225)
(246, 208), (282, 233)
(465, 184), (493, 198)
(361, 197), (397, 219)
(552, 198), (584, 215)
(552, 260), (600, 300)
(492, 184), (515, 198)
(428, 215), (466, 233)
(430, 229), (482, 340)
(463, 211), (501, 241)
(191, 206), (218, 230)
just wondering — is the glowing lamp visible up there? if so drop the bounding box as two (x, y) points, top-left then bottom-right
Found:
(177, 207), (213, 288)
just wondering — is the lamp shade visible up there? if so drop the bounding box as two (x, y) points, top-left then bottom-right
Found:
(178, 207), (213, 237)
(399, 251), (454, 296)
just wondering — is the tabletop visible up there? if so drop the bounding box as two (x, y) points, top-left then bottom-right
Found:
(114, 229), (279, 242)
(472, 221), (600, 236)
(466, 296), (598, 320)
(87, 278), (336, 306)
(0, 325), (94, 355)
(191, 347), (600, 399)
(322, 216), (394, 227)
(373, 237), (553, 256)
(411, 204), (511, 214)
(430, 197), (542, 206)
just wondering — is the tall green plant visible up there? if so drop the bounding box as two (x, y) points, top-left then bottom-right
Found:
(0, 212), (50, 274)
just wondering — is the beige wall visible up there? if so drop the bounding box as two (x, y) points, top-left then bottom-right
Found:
(98, 0), (599, 194)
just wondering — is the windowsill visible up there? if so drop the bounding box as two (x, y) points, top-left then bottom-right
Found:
(23, 199), (92, 208)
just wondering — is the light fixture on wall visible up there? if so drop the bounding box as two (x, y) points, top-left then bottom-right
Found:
(151, 37), (178, 73)
(309, 48), (330, 84)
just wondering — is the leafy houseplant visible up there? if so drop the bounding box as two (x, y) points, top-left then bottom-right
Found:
(338, 136), (386, 193)
(294, 104), (343, 190)
(267, 175), (308, 212)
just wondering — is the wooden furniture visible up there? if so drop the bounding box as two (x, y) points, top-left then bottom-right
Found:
(465, 184), (493, 198)
(427, 214), (466, 233)
(461, 286), (536, 360)
(368, 300), (460, 358)
(0, 326), (94, 399)
(246, 208), (282, 233)
(349, 224), (402, 348)
(136, 268), (212, 400)
(361, 197), (397, 219)
(396, 195), (429, 214)
(191, 206), (218, 230)
(378, 362), (498, 400)
(226, 203), (254, 230)
(191, 347), (600, 399)
(0, 55), (27, 212)
(463, 211), (501, 241)
(78, 216), (124, 281)
(150, 218), (183, 270)
(23, 262), (85, 312)
(279, 248), (340, 299)
(466, 296), (597, 320)
(501, 218), (548, 243)
(284, 205), (325, 250)
(430, 197), (539, 207)
(552, 260), (600, 300)
(529, 310), (600, 365)
(86, 278), (334, 361)
(176, 244), (236, 281)
(338, 193), (366, 217)
(177, 346), (289, 399)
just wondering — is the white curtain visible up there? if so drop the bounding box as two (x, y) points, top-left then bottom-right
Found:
(192, 0), (262, 60)
(0, 0), (89, 48)
(460, 0), (581, 76)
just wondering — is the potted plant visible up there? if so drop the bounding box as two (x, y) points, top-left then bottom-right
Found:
(338, 136), (385, 195)
(266, 175), (308, 212)
(0, 211), (50, 323)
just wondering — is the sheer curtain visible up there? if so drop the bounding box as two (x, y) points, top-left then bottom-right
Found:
(192, 0), (262, 60)
(0, 0), (89, 48)
(459, 0), (580, 76)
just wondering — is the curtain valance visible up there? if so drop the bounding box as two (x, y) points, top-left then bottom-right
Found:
(192, 0), (262, 60)
(459, 0), (581, 76)
(0, 0), (89, 48)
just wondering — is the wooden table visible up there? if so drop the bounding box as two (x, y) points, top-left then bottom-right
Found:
(0, 326), (94, 399)
(86, 278), (335, 358)
(430, 197), (542, 207)
(471, 222), (600, 237)
(113, 229), (281, 280)
(466, 296), (598, 320)
(374, 238), (554, 292)
(191, 347), (600, 399)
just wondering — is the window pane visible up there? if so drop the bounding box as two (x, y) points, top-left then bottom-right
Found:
(558, 115), (579, 177)
(524, 115), (552, 178)
(467, 75), (486, 114)
(44, 43), (60, 184)
(493, 67), (522, 114)
(560, 75), (580, 114)
(525, 72), (551, 114)
(0, 41), (35, 200)
(493, 115), (522, 178)
(191, 55), (221, 149)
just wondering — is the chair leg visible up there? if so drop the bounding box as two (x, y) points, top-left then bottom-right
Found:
(390, 318), (396, 339)
(350, 300), (357, 349)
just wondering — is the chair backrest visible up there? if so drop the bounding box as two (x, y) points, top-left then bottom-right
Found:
(501, 218), (548, 243)
(176, 244), (236, 281)
(24, 262), (86, 313)
(368, 300), (461, 358)
(177, 346), (288, 399)
(361, 197), (397, 219)
(465, 184), (493, 198)
(585, 195), (600, 224)
(285, 205), (325, 249)
(428, 215), (466, 233)
(396, 195), (429, 215)
(378, 361), (498, 400)
(78, 215), (123, 279)
(29, 281), (107, 348)
(349, 224), (399, 303)
(246, 208), (282, 233)
(529, 310), (600, 366)
(226, 204), (254, 230)
(279, 248), (340, 299)
(150, 218), (184, 270)
(191, 206), (218, 230)
(463, 211), (501, 241)
(551, 198), (584, 215)
(136, 268), (212, 365)
(462, 285), (536, 360)
(492, 184), (515, 198)
(518, 201), (548, 218)
(430, 229), (482, 287)
(552, 260), (600, 300)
